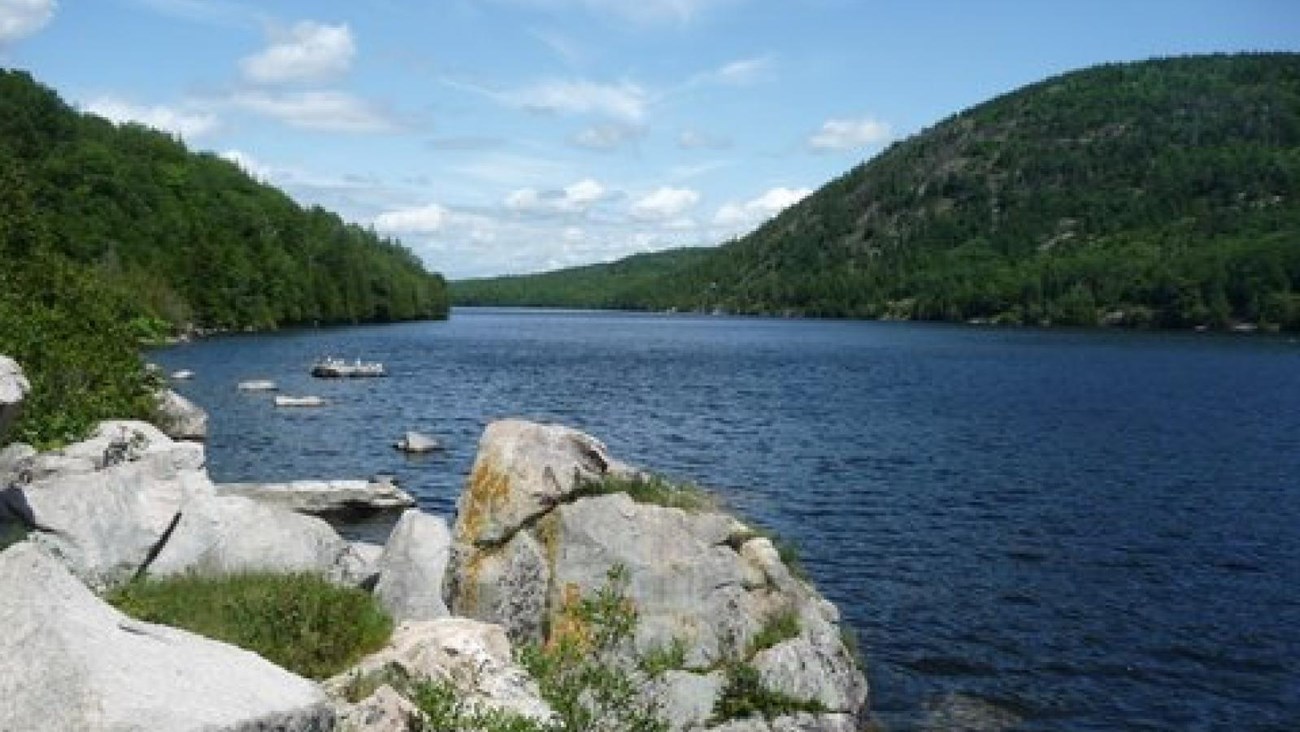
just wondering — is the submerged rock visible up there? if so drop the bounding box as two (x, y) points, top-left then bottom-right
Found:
(0, 541), (332, 731)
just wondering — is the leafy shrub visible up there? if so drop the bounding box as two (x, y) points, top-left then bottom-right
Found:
(519, 565), (670, 732)
(406, 678), (556, 732)
(710, 662), (826, 723)
(107, 571), (392, 679)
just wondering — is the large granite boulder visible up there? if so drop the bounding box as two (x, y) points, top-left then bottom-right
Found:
(0, 420), (210, 589)
(154, 388), (209, 441)
(449, 419), (868, 731)
(0, 541), (333, 731)
(327, 618), (554, 725)
(148, 489), (372, 584)
(0, 355), (29, 442)
(374, 508), (452, 621)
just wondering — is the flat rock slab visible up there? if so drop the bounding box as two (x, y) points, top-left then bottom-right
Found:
(220, 478), (416, 517)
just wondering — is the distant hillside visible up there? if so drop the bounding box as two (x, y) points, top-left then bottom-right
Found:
(0, 69), (449, 331)
(454, 53), (1300, 329)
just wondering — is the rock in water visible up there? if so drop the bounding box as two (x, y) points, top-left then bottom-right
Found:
(449, 419), (869, 730)
(374, 508), (452, 621)
(0, 542), (332, 731)
(395, 430), (441, 453)
(154, 388), (209, 441)
(0, 355), (30, 443)
(218, 478), (416, 518)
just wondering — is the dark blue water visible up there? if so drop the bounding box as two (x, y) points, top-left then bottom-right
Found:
(151, 308), (1300, 730)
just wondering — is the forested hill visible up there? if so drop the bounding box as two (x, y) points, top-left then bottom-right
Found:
(454, 53), (1300, 329)
(0, 69), (448, 331)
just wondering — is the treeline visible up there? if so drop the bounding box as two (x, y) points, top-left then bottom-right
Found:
(453, 53), (1300, 330)
(0, 69), (448, 331)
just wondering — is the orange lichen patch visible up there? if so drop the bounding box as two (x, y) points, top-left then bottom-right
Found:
(457, 461), (512, 543)
(546, 582), (594, 652)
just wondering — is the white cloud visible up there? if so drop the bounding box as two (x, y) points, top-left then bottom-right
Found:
(0, 0), (55, 43)
(807, 115), (892, 152)
(631, 186), (699, 221)
(374, 203), (450, 234)
(231, 90), (394, 133)
(241, 21), (355, 84)
(571, 122), (642, 150)
(505, 177), (607, 215)
(714, 186), (811, 228)
(84, 96), (219, 139)
(505, 79), (648, 122)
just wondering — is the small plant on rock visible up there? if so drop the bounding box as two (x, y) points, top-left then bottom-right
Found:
(578, 473), (717, 513)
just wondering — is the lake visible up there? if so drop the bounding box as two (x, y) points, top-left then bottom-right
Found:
(151, 308), (1300, 730)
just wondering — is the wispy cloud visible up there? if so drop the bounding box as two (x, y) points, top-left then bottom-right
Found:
(691, 55), (772, 87)
(714, 186), (810, 229)
(230, 90), (395, 133)
(241, 21), (355, 85)
(503, 78), (649, 122)
(83, 96), (220, 139)
(807, 115), (892, 152)
(0, 0), (56, 44)
(677, 128), (730, 150)
(373, 203), (450, 234)
(571, 122), (644, 151)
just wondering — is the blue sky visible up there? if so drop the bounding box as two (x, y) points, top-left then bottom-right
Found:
(1, 0), (1296, 279)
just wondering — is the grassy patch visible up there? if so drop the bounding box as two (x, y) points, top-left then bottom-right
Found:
(639, 637), (689, 677)
(710, 662), (827, 723)
(107, 571), (392, 679)
(578, 473), (717, 513)
(407, 678), (556, 732)
(748, 608), (801, 656)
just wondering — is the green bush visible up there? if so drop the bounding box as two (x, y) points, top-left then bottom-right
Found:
(519, 565), (670, 732)
(107, 572), (392, 679)
(406, 678), (556, 732)
(748, 608), (801, 655)
(710, 662), (826, 723)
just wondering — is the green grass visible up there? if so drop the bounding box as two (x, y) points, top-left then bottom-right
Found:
(748, 608), (801, 656)
(710, 662), (827, 723)
(107, 571), (393, 679)
(578, 474), (717, 513)
(407, 678), (556, 732)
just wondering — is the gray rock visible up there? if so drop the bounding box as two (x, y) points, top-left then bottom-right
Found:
(921, 693), (1023, 732)
(448, 419), (870, 731)
(658, 669), (725, 731)
(328, 618), (555, 724)
(155, 388), (209, 441)
(454, 418), (616, 546)
(0, 442), (35, 484)
(148, 489), (367, 583)
(0, 541), (332, 731)
(0, 355), (29, 443)
(0, 421), (210, 589)
(220, 477), (416, 517)
(374, 509), (452, 621)
(237, 379), (278, 391)
(337, 684), (419, 732)
(395, 430), (440, 453)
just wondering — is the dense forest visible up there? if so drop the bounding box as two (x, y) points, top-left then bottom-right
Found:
(0, 69), (449, 331)
(454, 53), (1300, 330)
(0, 70), (447, 446)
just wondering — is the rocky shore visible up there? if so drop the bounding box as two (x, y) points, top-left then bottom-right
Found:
(0, 356), (868, 731)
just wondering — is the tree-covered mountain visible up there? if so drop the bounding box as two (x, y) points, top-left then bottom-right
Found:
(454, 53), (1300, 330)
(0, 69), (449, 331)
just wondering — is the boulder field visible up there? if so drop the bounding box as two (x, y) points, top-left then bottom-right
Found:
(0, 357), (867, 731)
